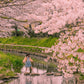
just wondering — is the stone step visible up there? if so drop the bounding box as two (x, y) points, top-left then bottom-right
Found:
(24, 72), (40, 76)
(46, 72), (53, 76)
(54, 72), (62, 76)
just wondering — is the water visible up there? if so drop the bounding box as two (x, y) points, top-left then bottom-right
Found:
(8, 74), (63, 84)
(4, 66), (63, 84)
(0, 50), (76, 84)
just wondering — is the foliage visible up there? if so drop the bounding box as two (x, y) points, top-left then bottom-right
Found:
(68, 62), (73, 66)
(0, 51), (24, 76)
(77, 48), (84, 52)
(0, 45), (53, 56)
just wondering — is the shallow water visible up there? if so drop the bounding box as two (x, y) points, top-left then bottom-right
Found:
(4, 66), (63, 84)
(7, 74), (63, 84)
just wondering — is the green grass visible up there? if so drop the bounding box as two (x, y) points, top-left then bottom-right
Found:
(0, 51), (24, 77)
(0, 51), (56, 77)
(0, 36), (59, 47)
(79, 73), (84, 80)
(0, 45), (43, 53)
(0, 45), (53, 55)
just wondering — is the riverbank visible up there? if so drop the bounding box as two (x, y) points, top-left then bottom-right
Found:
(0, 44), (84, 84)
(0, 51), (24, 82)
(0, 43), (53, 56)
(0, 50), (58, 83)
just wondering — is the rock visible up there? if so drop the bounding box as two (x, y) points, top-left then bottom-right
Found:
(24, 72), (40, 76)
(2, 76), (10, 80)
(54, 72), (62, 76)
(30, 73), (40, 76)
(46, 73), (53, 76)
(9, 75), (19, 79)
(2, 76), (13, 82)
(24, 72), (30, 75)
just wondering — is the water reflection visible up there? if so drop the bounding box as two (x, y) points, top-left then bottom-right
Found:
(26, 77), (32, 84)
(7, 75), (63, 84)
(4, 67), (63, 84)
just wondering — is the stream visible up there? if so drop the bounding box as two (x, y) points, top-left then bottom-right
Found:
(0, 50), (76, 84)
(3, 66), (63, 84)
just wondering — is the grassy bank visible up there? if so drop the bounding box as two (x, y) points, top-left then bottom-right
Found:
(0, 51), (56, 78)
(0, 37), (59, 47)
(0, 51), (24, 77)
(0, 45), (53, 56)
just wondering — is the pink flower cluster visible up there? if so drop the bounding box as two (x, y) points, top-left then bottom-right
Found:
(45, 26), (84, 78)
(32, 0), (84, 34)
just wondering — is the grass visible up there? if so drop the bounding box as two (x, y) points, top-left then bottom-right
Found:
(0, 36), (59, 47)
(0, 45), (43, 53)
(79, 73), (84, 80)
(0, 51), (56, 77)
(0, 51), (24, 77)
(0, 45), (53, 56)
